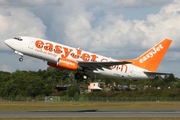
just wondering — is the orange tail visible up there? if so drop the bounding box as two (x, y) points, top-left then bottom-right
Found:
(122, 39), (172, 72)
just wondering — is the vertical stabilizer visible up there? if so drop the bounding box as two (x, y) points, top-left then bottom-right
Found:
(122, 39), (172, 72)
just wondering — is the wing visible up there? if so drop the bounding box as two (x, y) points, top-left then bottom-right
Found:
(144, 71), (173, 76)
(78, 61), (131, 71)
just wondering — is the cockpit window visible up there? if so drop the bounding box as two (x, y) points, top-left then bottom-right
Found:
(14, 36), (22, 41)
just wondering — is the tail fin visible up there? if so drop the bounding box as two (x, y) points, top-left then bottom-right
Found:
(122, 39), (172, 72)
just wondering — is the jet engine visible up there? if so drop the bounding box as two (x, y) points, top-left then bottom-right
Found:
(47, 58), (82, 71)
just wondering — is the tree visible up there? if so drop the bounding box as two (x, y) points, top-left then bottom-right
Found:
(66, 84), (80, 97)
(26, 76), (45, 98)
(74, 92), (80, 101)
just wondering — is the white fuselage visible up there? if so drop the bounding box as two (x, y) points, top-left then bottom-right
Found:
(4, 36), (151, 79)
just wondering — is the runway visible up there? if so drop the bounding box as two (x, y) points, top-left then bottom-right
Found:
(1, 109), (180, 118)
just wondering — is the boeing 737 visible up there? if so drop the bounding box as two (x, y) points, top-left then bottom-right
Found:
(4, 36), (172, 80)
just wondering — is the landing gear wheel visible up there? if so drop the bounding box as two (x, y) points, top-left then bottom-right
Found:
(82, 74), (88, 80)
(19, 57), (23, 62)
(75, 72), (88, 81)
(75, 72), (82, 80)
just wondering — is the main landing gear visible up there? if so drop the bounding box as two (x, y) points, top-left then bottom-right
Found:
(75, 72), (88, 81)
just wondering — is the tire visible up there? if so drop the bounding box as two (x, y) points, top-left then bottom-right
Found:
(19, 57), (23, 62)
(82, 74), (88, 80)
(75, 73), (82, 79)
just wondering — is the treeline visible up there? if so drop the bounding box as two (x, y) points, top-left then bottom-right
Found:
(0, 67), (72, 98)
(0, 67), (180, 98)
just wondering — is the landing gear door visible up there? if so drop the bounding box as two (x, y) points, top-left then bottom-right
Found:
(28, 38), (34, 49)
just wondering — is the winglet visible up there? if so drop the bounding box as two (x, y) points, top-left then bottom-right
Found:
(121, 39), (172, 72)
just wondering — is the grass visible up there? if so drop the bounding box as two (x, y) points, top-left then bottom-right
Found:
(0, 101), (180, 110)
(0, 101), (180, 120)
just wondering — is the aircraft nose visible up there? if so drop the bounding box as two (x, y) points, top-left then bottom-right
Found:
(4, 39), (12, 48)
(4, 39), (8, 45)
(4, 39), (10, 45)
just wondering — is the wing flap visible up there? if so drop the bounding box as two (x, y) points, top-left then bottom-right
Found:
(78, 61), (131, 71)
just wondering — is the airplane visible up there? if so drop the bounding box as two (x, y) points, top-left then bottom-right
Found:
(4, 36), (172, 80)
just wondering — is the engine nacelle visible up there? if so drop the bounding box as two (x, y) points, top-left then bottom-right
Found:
(47, 58), (81, 71)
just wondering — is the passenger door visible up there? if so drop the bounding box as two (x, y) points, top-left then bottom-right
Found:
(28, 38), (34, 49)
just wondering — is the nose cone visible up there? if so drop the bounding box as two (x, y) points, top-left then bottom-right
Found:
(4, 39), (10, 45)
(4, 39), (13, 48)
(4, 40), (8, 45)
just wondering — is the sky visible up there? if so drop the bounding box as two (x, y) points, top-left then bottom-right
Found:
(0, 0), (180, 77)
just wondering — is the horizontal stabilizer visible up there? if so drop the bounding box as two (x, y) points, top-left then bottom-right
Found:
(144, 71), (173, 76)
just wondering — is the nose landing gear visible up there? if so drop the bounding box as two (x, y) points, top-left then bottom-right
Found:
(14, 51), (24, 62)
(19, 57), (23, 62)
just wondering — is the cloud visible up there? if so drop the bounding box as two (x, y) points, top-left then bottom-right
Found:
(143, 0), (180, 48)
(112, 0), (173, 7)
(0, 0), (62, 7)
(0, 7), (46, 50)
(0, 0), (180, 76)
(0, 64), (11, 72)
(44, 0), (180, 57)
